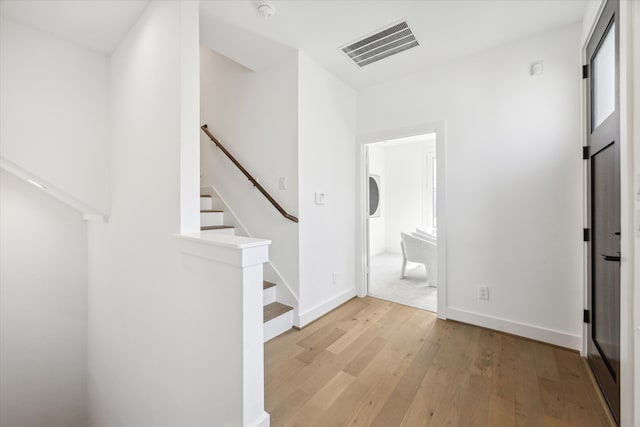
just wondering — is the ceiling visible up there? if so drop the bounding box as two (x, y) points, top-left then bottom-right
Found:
(0, 0), (592, 87)
(0, 0), (149, 54)
(200, 0), (593, 89)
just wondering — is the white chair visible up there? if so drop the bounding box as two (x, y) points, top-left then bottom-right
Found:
(415, 226), (437, 241)
(400, 232), (437, 286)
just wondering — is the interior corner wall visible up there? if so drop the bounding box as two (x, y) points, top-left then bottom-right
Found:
(199, 46), (300, 297)
(368, 145), (386, 257)
(88, 3), (241, 426)
(0, 18), (110, 215)
(0, 170), (88, 427)
(298, 53), (357, 322)
(358, 23), (584, 348)
(383, 141), (434, 254)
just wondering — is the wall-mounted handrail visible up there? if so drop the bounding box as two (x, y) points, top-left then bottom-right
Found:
(200, 124), (299, 223)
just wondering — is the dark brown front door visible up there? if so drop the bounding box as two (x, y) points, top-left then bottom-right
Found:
(585, 0), (620, 424)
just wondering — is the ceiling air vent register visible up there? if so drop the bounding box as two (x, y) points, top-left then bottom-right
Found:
(340, 21), (419, 68)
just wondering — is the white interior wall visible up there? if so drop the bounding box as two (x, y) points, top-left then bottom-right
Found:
(581, 0), (605, 45)
(0, 18), (110, 215)
(199, 6), (294, 74)
(368, 140), (436, 256)
(199, 46), (300, 298)
(368, 144), (386, 257)
(298, 53), (357, 324)
(88, 3), (247, 426)
(383, 141), (434, 253)
(179, 1), (201, 234)
(358, 23), (583, 349)
(0, 170), (87, 427)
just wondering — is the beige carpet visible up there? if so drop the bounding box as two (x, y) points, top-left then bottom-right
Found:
(368, 252), (437, 312)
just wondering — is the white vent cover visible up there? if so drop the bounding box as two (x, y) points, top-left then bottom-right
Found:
(340, 21), (419, 68)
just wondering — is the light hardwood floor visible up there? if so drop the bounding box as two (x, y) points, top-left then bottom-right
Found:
(264, 296), (614, 427)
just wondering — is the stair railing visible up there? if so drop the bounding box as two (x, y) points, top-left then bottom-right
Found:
(200, 124), (299, 223)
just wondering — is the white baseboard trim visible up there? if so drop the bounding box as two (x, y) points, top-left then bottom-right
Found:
(446, 307), (582, 351)
(246, 411), (270, 427)
(298, 288), (357, 328)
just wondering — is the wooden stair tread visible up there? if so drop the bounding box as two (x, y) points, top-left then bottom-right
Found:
(200, 225), (234, 230)
(264, 302), (293, 323)
(200, 195), (212, 198)
(200, 209), (223, 213)
(263, 281), (276, 290)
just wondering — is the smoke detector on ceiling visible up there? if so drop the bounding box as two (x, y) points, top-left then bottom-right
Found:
(256, 0), (276, 19)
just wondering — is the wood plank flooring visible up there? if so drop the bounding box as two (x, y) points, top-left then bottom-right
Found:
(264, 297), (614, 427)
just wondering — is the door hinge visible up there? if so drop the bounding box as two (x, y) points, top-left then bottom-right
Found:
(583, 228), (590, 242)
(582, 64), (589, 79)
(584, 309), (591, 324)
(582, 146), (589, 159)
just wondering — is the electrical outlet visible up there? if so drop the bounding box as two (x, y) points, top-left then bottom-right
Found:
(478, 286), (489, 300)
(530, 60), (543, 76)
(332, 273), (338, 284)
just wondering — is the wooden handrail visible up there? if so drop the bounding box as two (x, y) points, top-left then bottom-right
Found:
(200, 125), (299, 223)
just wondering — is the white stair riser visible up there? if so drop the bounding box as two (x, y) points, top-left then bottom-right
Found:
(200, 211), (224, 226)
(264, 311), (293, 342)
(201, 227), (235, 235)
(263, 286), (276, 306)
(200, 197), (213, 210)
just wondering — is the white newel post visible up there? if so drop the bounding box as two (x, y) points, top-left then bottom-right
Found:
(177, 233), (271, 427)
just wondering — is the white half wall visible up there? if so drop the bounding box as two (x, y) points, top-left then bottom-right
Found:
(0, 18), (110, 215)
(358, 24), (584, 348)
(0, 170), (88, 427)
(298, 53), (357, 323)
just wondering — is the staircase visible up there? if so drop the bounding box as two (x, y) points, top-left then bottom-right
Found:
(263, 281), (294, 341)
(200, 194), (294, 341)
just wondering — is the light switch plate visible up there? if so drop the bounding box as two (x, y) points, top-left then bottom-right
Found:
(315, 192), (326, 205)
(279, 176), (287, 190)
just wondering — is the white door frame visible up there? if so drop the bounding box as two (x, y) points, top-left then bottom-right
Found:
(356, 121), (447, 319)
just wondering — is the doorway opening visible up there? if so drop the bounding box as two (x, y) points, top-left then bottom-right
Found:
(364, 132), (440, 312)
